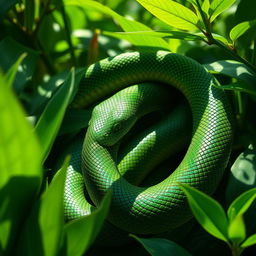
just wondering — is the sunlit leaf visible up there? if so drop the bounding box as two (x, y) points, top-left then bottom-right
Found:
(0, 73), (42, 254)
(18, 157), (69, 256)
(180, 184), (229, 242)
(230, 20), (256, 42)
(65, 0), (170, 50)
(228, 215), (246, 244)
(209, 0), (236, 22)
(64, 191), (112, 256)
(136, 0), (200, 31)
(241, 233), (256, 248)
(104, 30), (204, 42)
(131, 235), (192, 256)
(201, 0), (210, 18)
(227, 188), (256, 221)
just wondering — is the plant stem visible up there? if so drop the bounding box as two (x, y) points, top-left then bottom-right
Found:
(231, 244), (242, 256)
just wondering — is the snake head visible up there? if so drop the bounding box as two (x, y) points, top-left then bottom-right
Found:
(90, 99), (137, 147)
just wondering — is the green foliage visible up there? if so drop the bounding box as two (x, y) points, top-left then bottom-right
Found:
(181, 184), (256, 255)
(1, 0), (256, 255)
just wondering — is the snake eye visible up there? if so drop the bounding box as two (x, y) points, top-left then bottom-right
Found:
(112, 122), (122, 133)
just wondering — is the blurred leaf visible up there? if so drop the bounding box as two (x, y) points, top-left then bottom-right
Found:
(64, 190), (112, 256)
(4, 53), (27, 88)
(241, 233), (256, 248)
(180, 184), (229, 242)
(131, 235), (192, 256)
(0, 0), (18, 19)
(204, 60), (256, 89)
(136, 0), (200, 31)
(230, 20), (256, 42)
(34, 68), (83, 161)
(65, 0), (170, 50)
(0, 73), (42, 253)
(209, 0), (236, 22)
(227, 188), (256, 221)
(19, 157), (69, 256)
(0, 37), (38, 93)
(228, 215), (246, 244)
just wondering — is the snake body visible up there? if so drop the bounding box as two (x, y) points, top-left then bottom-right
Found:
(67, 51), (233, 235)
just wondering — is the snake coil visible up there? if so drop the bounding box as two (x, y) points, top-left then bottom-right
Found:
(65, 51), (233, 235)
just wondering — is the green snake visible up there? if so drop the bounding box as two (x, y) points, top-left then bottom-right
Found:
(64, 51), (233, 235)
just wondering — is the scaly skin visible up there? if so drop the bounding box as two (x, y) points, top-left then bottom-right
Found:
(69, 51), (233, 234)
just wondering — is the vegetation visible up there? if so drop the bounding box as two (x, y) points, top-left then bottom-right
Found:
(0, 0), (256, 255)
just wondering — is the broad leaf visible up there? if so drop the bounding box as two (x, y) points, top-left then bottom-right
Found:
(0, 73), (42, 254)
(131, 235), (192, 256)
(228, 215), (246, 244)
(136, 0), (200, 31)
(65, 0), (170, 50)
(209, 0), (236, 22)
(34, 68), (83, 161)
(227, 188), (256, 221)
(64, 191), (112, 256)
(18, 157), (69, 256)
(180, 184), (229, 242)
(241, 233), (256, 248)
(230, 20), (256, 42)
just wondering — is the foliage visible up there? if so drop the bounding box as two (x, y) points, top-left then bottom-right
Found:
(0, 0), (256, 255)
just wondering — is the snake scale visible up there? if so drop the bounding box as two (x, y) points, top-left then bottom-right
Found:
(64, 51), (233, 235)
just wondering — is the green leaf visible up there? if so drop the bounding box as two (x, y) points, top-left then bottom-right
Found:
(34, 68), (82, 162)
(4, 53), (27, 88)
(18, 157), (69, 256)
(0, 37), (38, 93)
(104, 30), (204, 42)
(201, 0), (210, 18)
(136, 0), (200, 31)
(209, 0), (236, 22)
(131, 235), (192, 256)
(241, 233), (256, 248)
(0, 73), (42, 254)
(230, 20), (256, 42)
(227, 188), (256, 221)
(228, 215), (246, 244)
(180, 184), (229, 242)
(65, 0), (170, 50)
(64, 190), (112, 256)
(204, 60), (256, 91)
